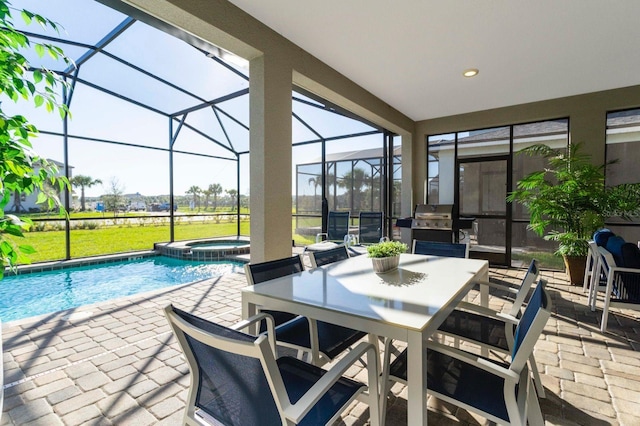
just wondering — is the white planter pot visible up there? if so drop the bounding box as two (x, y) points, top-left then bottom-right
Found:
(371, 255), (400, 273)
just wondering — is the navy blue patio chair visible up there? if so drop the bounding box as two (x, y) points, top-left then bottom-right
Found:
(306, 211), (351, 252)
(381, 280), (552, 426)
(245, 255), (305, 332)
(412, 239), (469, 258)
(358, 211), (384, 244)
(308, 244), (350, 268)
(245, 255), (367, 366)
(436, 260), (546, 398)
(164, 305), (381, 426)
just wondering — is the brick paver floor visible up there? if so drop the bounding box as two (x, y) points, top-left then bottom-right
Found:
(2, 263), (639, 425)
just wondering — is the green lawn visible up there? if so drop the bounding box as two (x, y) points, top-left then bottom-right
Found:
(11, 221), (250, 263)
(11, 216), (320, 264)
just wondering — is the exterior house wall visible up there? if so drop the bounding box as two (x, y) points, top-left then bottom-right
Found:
(414, 85), (640, 207)
(4, 160), (70, 213)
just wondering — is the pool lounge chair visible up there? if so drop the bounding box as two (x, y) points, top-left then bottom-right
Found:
(357, 211), (384, 244)
(306, 211), (351, 252)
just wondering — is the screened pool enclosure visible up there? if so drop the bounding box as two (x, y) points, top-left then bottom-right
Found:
(6, 0), (400, 263)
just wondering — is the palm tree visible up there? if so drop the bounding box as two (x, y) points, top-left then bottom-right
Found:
(186, 185), (201, 210)
(308, 175), (321, 212)
(209, 183), (223, 211)
(202, 187), (212, 211)
(226, 189), (238, 211)
(339, 167), (369, 212)
(71, 175), (102, 211)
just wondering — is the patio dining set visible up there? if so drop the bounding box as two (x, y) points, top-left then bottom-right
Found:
(166, 238), (554, 426)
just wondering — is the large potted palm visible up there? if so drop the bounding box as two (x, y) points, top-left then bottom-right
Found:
(508, 143), (640, 285)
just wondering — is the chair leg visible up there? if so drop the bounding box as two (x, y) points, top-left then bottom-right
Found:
(526, 378), (545, 426)
(529, 354), (545, 399)
(600, 279), (614, 332)
(378, 337), (395, 426)
(600, 303), (610, 333)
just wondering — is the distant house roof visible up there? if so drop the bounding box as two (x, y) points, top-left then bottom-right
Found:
(302, 145), (402, 165)
(606, 109), (640, 128)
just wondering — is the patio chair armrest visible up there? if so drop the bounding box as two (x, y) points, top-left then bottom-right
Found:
(315, 232), (328, 243)
(611, 266), (640, 274)
(285, 341), (376, 423)
(229, 313), (276, 355)
(428, 340), (520, 382)
(454, 302), (520, 325)
(476, 279), (520, 295)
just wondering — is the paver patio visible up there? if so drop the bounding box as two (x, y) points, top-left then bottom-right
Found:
(2, 262), (639, 425)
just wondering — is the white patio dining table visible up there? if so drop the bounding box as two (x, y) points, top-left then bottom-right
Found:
(241, 253), (489, 426)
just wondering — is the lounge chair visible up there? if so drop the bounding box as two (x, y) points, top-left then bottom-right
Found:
(357, 211), (384, 244)
(306, 211), (351, 252)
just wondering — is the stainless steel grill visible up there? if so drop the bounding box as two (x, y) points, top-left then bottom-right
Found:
(396, 205), (476, 243)
(411, 204), (454, 243)
(412, 204), (453, 230)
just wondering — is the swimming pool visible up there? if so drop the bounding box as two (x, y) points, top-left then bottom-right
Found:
(0, 257), (244, 323)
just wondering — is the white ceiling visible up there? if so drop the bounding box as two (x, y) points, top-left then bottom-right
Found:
(228, 0), (640, 121)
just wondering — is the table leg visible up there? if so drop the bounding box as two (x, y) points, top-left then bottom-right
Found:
(242, 299), (258, 335)
(479, 269), (490, 357)
(407, 331), (427, 425)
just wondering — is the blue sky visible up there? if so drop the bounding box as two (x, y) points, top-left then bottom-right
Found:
(7, 0), (386, 199)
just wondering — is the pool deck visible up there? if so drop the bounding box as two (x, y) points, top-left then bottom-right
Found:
(2, 259), (640, 425)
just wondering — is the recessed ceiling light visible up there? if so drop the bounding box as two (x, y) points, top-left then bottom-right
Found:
(463, 68), (479, 77)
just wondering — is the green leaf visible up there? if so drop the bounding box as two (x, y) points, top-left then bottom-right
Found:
(19, 245), (36, 255)
(21, 10), (33, 25)
(33, 69), (43, 83)
(34, 94), (44, 107)
(34, 43), (45, 57)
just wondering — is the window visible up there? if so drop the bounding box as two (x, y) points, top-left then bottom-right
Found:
(605, 108), (640, 242)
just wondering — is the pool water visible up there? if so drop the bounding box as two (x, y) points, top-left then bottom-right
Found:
(0, 257), (244, 322)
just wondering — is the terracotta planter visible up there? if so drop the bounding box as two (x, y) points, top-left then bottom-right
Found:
(563, 255), (587, 286)
(371, 255), (400, 273)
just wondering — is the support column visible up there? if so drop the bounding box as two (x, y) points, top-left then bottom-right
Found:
(249, 53), (293, 262)
(401, 132), (414, 245)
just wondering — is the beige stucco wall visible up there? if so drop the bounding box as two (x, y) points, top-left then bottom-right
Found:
(413, 85), (640, 207)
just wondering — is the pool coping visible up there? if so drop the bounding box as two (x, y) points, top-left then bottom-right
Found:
(155, 236), (250, 261)
(4, 237), (253, 277)
(3, 250), (160, 277)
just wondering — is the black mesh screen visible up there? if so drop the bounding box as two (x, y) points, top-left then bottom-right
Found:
(247, 256), (304, 284)
(312, 246), (349, 267)
(358, 212), (382, 244)
(327, 211), (350, 241)
(173, 307), (282, 425)
(413, 241), (466, 258)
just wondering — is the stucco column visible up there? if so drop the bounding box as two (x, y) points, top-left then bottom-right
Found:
(401, 132), (414, 245)
(249, 53), (293, 262)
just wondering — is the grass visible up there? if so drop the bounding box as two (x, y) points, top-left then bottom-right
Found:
(512, 250), (565, 270)
(11, 221), (250, 263)
(11, 217), (315, 264)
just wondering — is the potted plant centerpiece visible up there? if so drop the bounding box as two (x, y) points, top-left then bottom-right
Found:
(507, 143), (640, 285)
(367, 240), (408, 273)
